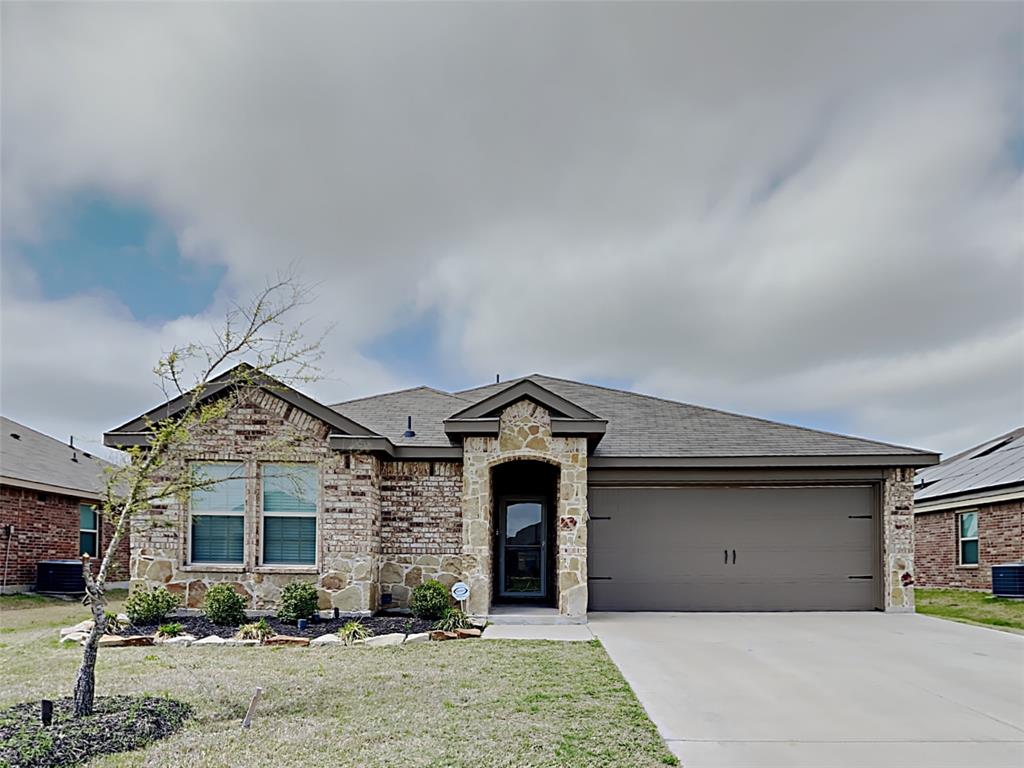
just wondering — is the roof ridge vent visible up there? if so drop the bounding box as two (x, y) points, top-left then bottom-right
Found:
(403, 416), (415, 438)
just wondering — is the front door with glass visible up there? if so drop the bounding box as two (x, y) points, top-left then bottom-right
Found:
(498, 497), (547, 598)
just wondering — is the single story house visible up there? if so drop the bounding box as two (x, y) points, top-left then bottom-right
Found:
(914, 428), (1024, 590)
(0, 416), (129, 593)
(104, 367), (938, 618)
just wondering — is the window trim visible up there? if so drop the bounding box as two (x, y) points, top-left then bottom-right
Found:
(258, 463), (320, 567)
(188, 461), (247, 565)
(957, 510), (979, 567)
(79, 503), (99, 558)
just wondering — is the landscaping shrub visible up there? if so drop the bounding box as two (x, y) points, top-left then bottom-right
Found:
(123, 586), (179, 625)
(201, 584), (247, 626)
(157, 622), (183, 638)
(276, 581), (319, 622)
(236, 618), (273, 642)
(338, 620), (370, 646)
(435, 607), (470, 632)
(410, 579), (450, 620)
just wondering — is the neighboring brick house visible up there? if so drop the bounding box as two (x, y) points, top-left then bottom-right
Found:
(914, 428), (1024, 590)
(0, 416), (130, 593)
(105, 366), (937, 619)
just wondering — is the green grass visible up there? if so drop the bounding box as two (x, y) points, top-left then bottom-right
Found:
(0, 600), (676, 767)
(0, 591), (127, 635)
(916, 587), (1024, 633)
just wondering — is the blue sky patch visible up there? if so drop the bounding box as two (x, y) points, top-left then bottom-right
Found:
(11, 192), (225, 323)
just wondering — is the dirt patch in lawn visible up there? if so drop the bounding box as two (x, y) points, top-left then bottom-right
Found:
(0, 695), (190, 768)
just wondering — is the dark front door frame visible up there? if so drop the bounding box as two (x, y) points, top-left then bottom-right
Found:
(497, 495), (549, 600)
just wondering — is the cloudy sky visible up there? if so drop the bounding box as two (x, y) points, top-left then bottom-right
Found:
(1, 1), (1021, 460)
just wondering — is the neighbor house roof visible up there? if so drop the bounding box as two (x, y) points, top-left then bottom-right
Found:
(914, 427), (1024, 511)
(332, 373), (937, 466)
(1, 416), (114, 500)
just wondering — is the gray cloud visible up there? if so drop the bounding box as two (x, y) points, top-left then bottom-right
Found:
(2, 1), (1021, 456)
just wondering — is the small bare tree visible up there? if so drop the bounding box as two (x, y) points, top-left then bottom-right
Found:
(73, 272), (325, 717)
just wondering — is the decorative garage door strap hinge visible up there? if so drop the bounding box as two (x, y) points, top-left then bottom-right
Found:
(588, 576), (613, 580)
(847, 575), (874, 580)
(588, 516), (612, 520)
(847, 515), (873, 519)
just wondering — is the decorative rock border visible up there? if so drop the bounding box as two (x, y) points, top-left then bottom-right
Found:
(59, 625), (476, 648)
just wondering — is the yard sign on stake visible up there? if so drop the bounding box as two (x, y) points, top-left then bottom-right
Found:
(451, 581), (470, 613)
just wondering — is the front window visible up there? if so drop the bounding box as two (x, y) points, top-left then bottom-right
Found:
(261, 464), (318, 565)
(79, 504), (98, 557)
(190, 462), (245, 564)
(958, 511), (979, 566)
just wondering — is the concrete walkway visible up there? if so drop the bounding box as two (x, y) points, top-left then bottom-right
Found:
(590, 612), (1024, 768)
(482, 623), (594, 641)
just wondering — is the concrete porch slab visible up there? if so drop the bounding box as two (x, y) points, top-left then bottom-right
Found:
(482, 624), (595, 641)
(485, 605), (588, 625)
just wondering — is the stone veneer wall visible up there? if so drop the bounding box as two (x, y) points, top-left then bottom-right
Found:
(882, 467), (916, 611)
(131, 388), (382, 613)
(378, 461), (463, 608)
(461, 400), (588, 617)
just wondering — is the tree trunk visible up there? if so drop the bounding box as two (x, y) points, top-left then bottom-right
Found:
(72, 562), (107, 717)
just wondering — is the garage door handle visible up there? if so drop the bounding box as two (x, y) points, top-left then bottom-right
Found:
(724, 549), (728, 564)
(732, 549), (736, 565)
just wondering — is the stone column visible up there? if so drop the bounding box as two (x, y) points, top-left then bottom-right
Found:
(461, 436), (494, 616)
(556, 450), (588, 617)
(883, 467), (915, 612)
(459, 401), (589, 618)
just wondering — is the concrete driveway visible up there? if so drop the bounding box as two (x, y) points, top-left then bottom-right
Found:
(590, 612), (1024, 768)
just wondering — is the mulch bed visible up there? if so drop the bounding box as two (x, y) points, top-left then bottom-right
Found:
(116, 613), (434, 639)
(0, 695), (191, 768)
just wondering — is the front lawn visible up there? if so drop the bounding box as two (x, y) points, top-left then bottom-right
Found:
(0, 600), (676, 767)
(916, 587), (1024, 633)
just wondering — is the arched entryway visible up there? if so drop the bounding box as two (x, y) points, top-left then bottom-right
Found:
(491, 460), (559, 607)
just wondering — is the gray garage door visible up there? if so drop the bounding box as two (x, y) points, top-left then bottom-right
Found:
(588, 486), (878, 611)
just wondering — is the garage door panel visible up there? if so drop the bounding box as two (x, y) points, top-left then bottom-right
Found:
(587, 485), (878, 611)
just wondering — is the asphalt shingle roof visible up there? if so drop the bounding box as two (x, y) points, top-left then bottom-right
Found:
(1, 416), (114, 498)
(332, 387), (471, 447)
(332, 374), (931, 458)
(914, 427), (1024, 503)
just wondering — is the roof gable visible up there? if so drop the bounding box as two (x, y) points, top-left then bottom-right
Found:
(105, 364), (377, 447)
(447, 378), (599, 420)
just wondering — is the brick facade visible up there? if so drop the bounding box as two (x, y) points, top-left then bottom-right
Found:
(914, 500), (1024, 589)
(122, 386), (923, 618)
(131, 388), (385, 612)
(0, 484), (130, 592)
(378, 461), (463, 608)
